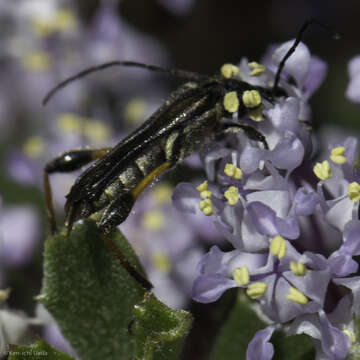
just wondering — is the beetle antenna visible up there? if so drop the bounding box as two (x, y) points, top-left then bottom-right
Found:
(273, 18), (340, 93)
(43, 61), (207, 106)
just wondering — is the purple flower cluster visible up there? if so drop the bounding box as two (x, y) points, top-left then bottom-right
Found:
(0, 1), (169, 354)
(173, 41), (360, 359)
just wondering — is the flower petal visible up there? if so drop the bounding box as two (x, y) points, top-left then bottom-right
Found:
(246, 325), (275, 360)
(192, 274), (238, 303)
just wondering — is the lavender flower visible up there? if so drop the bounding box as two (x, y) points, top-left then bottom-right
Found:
(0, 203), (40, 267)
(173, 40), (360, 359)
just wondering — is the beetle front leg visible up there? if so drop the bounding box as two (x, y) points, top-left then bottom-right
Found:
(221, 123), (269, 150)
(44, 148), (112, 234)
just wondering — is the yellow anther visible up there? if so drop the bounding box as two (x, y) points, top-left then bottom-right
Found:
(348, 182), (360, 202)
(248, 62), (266, 76)
(200, 190), (212, 199)
(330, 146), (347, 165)
(54, 9), (76, 31)
(199, 199), (213, 216)
(32, 9), (76, 36)
(221, 63), (239, 79)
(224, 163), (242, 180)
(32, 19), (55, 37)
(246, 282), (267, 299)
(286, 287), (308, 305)
(151, 252), (172, 273)
(290, 261), (307, 276)
(196, 180), (208, 192)
(249, 106), (264, 122)
(224, 186), (240, 206)
(153, 183), (173, 205)
(57, 113), (83, 133)
(233, 266), (250, 285)
(124, 98), (147, 124)
(313, 160), (332, 181)
(343, 329), (356, 344)
(141, 210), (165, 231)
(242, 90), (261, 109)
(84, 120), (110, 142)
(0, 288), (11, 302)
(23, 136), (45, 158)
(224, 91), (240, 113)
(270, 235), (287, 259)
(22, 51), (52, 72)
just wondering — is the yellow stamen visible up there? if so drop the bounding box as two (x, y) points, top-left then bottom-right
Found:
(141, 210), (165, 231)
(290, 261), (307, 276)
(242, 90), (261, 108)
(348, 182), (360, 202)
(249, 106), (264, 122)
(224, 163), (242, 180)
(199, 199), (213, 216)
(221, 64), (239, 79)
(224, 186), (239, 206)
(32, 19), (55, 37)
(224, 91), (240, 113)
(313, 160), (332, 181)
(233, 266), (250, 285)
(32, 9), (76, 36)
(270, 235), (287, 259)
(0, 288), (11, 302)
(343, 329), (356, 344)
(247, 282), (267, 299)
(57, 113), (83, 133)
(330, 146), (347, 165)
(196, 180), (208, 192)
(248, 62), (266, 76)
(153, 183), (173, 205)
(286, 287), (308, 304)
(200, 190), (212, 199)
(22, 51), (52, 72)
(54, 9), (76, 31)
(84, 120), (110, 142)
(124, 98), (147, 124)
(23, 136), (45, 158)
(151, 252), (172, 273)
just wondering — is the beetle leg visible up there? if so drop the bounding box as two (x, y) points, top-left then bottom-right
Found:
(222, 123), (269, 150)
(44, 148), (111, 234)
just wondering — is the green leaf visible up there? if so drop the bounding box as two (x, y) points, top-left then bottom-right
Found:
(209, 292), (315, 360)
(272, 332), (315, 360)
(8, 339), (75, 360)
(39, 220), (147, 360)
(132, 292), (192, 360)
(39, 220), (192, 360)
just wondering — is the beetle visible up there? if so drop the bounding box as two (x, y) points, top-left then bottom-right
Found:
(44, 62), (277, 234)
(43, 19), (337, 237)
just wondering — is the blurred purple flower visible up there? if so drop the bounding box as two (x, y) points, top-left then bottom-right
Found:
(346, 55), (360, 103)
(121, 182), (222, 308)
(0, 204), (40, 267)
